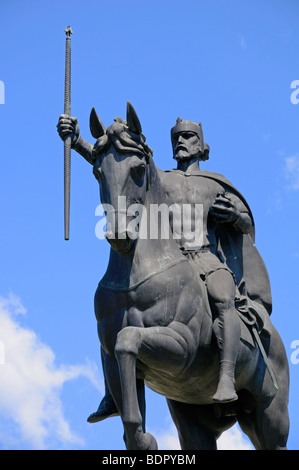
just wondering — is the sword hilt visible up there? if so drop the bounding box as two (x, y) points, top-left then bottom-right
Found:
(65, 25), (73, 37)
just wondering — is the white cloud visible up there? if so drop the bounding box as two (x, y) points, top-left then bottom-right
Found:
(217, 425), (253, 450)
(154, 421), (253, 450)
(239, 35), (247, 49)
(284, 155), (299, 191)
(263, 133), (271, 143)
(0, 294), (103, 449)
(154, 422), (180, 450)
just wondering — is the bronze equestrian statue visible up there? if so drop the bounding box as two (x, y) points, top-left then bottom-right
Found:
(57, 103), (289, 450)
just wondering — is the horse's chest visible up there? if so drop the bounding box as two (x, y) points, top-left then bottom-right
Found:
(95, 273), (181, 355)
(126, 294), (173, 328)
(126, 272), (185, 327)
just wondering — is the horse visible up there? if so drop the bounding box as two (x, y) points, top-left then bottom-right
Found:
(90, 102), (289, 450)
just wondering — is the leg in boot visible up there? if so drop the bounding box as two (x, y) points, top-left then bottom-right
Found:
(206, 269), (240, 403)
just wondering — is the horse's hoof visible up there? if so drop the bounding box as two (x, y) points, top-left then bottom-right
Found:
(126, 431), (158, 450)
(143, 432), (158, 450)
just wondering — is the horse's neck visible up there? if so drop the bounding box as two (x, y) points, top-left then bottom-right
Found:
(129, 160), (184, 284)
(101, 159), (185, 291)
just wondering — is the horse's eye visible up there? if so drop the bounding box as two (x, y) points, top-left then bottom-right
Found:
(130, 162), (146, 178)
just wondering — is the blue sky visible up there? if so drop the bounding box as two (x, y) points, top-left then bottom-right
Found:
(0, 0), (298, 450)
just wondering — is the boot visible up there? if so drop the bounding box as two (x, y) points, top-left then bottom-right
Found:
(213, 360), (238, 403)
(87, 393), (119, 423)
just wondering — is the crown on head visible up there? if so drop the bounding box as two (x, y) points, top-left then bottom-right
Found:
(171, 117), (203, 142)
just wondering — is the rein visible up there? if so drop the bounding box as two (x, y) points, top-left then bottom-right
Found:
(99, 257), (188, 292)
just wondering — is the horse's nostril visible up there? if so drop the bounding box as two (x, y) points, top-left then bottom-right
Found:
(105, 230), (115, 240)
(105, 230), (132, 241)
(115, 231), (128, 240)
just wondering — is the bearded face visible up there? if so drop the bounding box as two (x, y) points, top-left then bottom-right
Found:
(172, 131), (202, 161)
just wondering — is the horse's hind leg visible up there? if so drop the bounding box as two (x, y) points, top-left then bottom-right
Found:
(238, 329), (290, 450)
(238, 390), (289, 450)
(167, 399), (219, 450)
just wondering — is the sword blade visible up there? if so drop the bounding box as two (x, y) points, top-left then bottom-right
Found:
(64, 26), (72, 240)
(64, 136), (71, 240)
(251, 326), (279, 390)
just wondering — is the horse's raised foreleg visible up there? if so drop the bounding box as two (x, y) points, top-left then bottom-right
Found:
(115, 323), (195, 450)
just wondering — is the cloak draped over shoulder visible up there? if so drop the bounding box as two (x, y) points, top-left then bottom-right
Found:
(164, 169), (272, 335)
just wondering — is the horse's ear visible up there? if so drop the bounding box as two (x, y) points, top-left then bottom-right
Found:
(90, 107), (106, 139)
(126, 101), (142, 135)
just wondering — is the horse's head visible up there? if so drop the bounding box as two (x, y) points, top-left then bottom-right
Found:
(91, 102), (153, 254)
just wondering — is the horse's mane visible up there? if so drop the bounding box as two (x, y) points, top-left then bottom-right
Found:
(93, 118), (153, 162)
